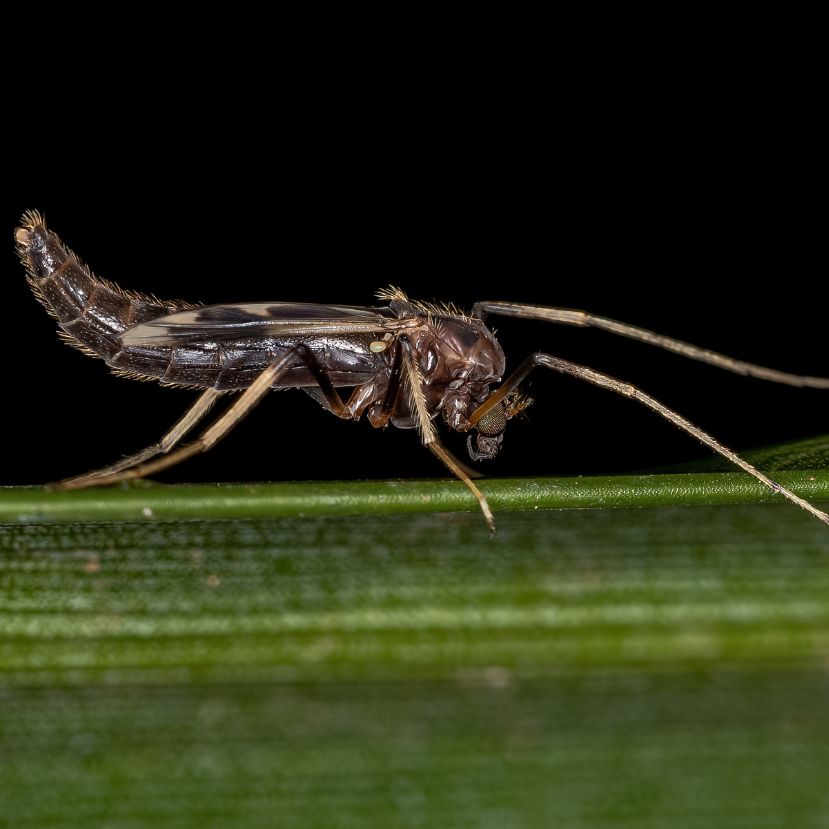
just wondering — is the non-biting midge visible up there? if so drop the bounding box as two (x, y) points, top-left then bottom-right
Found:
(15, 210), (829, 531)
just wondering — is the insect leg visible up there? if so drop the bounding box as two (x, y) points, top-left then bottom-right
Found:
(368, 340), (404, 427)
(52, 347), (312, 488)
(53, 388), (222, 490)
(400, 339), (495, 532)
(472, 302), (829, 388)
(473, 352), (829, 526)
(298, 348), (356, 418)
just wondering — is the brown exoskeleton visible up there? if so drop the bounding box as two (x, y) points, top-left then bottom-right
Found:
(15, 210), (829, 531)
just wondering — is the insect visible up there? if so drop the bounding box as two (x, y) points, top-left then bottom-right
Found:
(15, 210), (829, 531)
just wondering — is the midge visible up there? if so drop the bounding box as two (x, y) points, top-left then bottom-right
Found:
(15, 210), (829, 531)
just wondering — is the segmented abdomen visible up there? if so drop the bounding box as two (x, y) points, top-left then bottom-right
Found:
(16, 212), (384, 391)
(15, 210), (195, 383)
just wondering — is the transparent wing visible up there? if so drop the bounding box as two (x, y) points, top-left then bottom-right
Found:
(121, 302), (398, 346)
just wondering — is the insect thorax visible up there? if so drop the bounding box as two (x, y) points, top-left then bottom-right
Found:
(393, 305), (506, 435)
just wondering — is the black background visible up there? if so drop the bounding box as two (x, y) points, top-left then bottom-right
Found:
(4, 75), (826, 487)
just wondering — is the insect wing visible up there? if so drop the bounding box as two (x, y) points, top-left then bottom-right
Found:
(121, 303), (397, 346)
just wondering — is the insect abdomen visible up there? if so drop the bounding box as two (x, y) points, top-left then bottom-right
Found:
(15, 211), (183, 365)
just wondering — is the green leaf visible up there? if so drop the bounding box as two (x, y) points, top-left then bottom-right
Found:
(1, 437), (829, 828)
(662, 432), (829, 473)
(1, 471), (828, 524)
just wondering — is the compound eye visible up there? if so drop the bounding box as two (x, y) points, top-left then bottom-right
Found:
(476, 402), (507, 436)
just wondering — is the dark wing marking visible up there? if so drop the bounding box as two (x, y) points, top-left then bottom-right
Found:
(121, 303), (398, 346)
